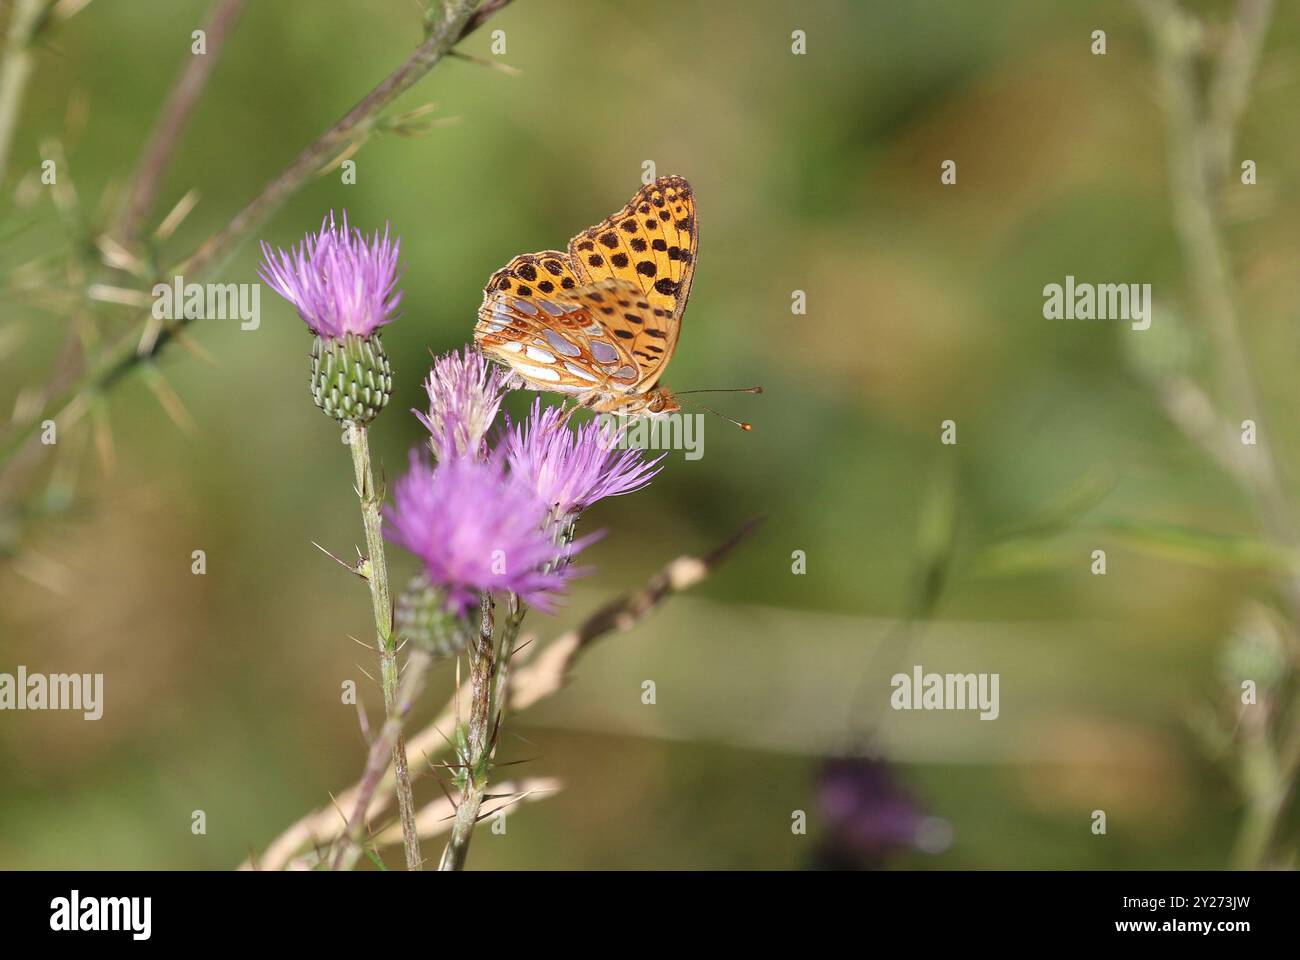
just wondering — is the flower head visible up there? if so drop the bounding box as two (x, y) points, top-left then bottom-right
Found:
(417, 348), (508, 461)
(504, 399), (664, 517)
(384, 451), (588, 614)
(814, 756), (952, 868)
(259, 211), (402, 339)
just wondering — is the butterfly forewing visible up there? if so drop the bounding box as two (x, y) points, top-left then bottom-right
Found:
(475, 176), (697, 403)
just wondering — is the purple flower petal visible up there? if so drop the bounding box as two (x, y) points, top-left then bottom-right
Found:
(417, 347), (508, 461)
(258, 211), (402, 339)
(384, 451), (589, 614)
(504, 398), (664, 516)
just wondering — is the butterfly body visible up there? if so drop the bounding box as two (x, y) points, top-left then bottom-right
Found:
(475, 176), (697, 418)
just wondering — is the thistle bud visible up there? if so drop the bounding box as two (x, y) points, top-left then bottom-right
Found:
(259, 211), (403, 424)
(395, 572), (471, 658)
(310, 332), (393, 424)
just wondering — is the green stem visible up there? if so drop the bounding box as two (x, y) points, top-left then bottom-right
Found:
(331, 647), (434, 871)
(1139, 0), (1297, 868)
(0, 0), (45, 186)
(1230, 735), (1283, 869)
(347, 421), (421, 871)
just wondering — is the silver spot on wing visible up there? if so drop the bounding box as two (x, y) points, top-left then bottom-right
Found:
(543, 329), (582, 357)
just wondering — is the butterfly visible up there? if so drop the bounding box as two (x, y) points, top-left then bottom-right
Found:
(474, 176), (699, 418)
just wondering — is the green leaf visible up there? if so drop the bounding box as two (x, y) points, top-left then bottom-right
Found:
(968, 537), (1086, 578)
(997, 466), (1114, 541)
(1099, 520), (1300, 573)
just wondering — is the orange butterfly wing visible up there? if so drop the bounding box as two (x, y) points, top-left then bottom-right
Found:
(475, 177), (697, 398)
(566, 176), (696, 390)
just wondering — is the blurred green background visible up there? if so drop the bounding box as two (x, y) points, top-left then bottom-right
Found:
(2, 0), (1299, 869)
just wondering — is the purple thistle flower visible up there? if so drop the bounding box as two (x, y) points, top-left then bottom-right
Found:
(383, 451), (590, 614)
(416, 347), (508, 461)
(258, 211), (402, 339)
(504, 398), (664, 517)
(814, 756), (952, 869)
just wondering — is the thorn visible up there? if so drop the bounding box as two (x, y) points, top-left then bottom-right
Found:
(431, 771), (459, 811)
(347, 633), (375, 652)
(326, 791), (349, 830)
(318, 137), (365, 176)
(356, 701), (371, 743)
(140, 365), (195, 434)
(432, 723), (457, 752)
(475, 789), (535, 822)
(135, 314), (165, 357)
(313, 541), (368, 579)
(154, 188), (200, 243)
(356, 663), (377, 685)
(507, 729), (538, 748)
(89, 397), (116, 475)
(171, 327), (218, 367)
(454, 659), (463, 729)
(86, 283), (152, 308)
(95, 235), (148, 276)
(447, 49), (522, 76)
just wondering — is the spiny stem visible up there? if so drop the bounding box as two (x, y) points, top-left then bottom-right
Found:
(331, 647), (434, 871)
(439, 592), (497, 870)
(347, 420), (421, 871)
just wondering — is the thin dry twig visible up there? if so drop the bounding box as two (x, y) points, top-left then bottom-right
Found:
(114, 0), (247, 244)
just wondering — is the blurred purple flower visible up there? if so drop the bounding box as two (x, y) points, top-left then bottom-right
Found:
(258, 211), (402, 339)
(383, 451), (590, 614)
(417, 348), (508, 461)
(815, 755), (951, 869)
(504, 398), (664, 517)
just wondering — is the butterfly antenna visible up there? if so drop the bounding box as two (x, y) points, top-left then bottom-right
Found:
(677, 396), (755, 431)
(675, 386), (764, 396)
(674, 386), (762, 431)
